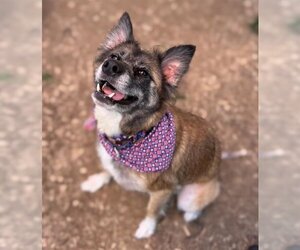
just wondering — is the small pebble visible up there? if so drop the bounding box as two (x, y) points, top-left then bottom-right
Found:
(72, 200), (79, 207)
(79, 167), (87, 174)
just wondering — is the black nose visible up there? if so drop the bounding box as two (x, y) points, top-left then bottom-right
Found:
(102, 59), (123, 76)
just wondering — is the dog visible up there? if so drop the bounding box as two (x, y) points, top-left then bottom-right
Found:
(81, 12), (221, 239)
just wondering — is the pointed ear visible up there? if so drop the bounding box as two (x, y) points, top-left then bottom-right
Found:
(161, 45), (196, 86)
(102, 12), (134, 50)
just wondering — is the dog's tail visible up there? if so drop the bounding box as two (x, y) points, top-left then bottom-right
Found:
(221, 149), (249, 160)
(222, 148), (286, 160)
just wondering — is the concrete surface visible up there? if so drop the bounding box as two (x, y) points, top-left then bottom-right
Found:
(259, 0), (300, 249)
(0, 0), (41, 250)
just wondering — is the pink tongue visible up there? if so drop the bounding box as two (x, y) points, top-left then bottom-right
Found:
(102, 84), (125, 101)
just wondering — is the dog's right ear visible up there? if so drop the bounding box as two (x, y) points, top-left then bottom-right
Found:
(161, 45), (196, 87)
(102, 12), (134, 50)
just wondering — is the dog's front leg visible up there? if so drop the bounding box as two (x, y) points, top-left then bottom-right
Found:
(80, 171), (111, 193)
(81, 145), (113, 193)
(135, 189), (172, 239)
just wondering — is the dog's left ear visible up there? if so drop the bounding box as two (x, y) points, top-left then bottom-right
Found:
(102, 12), (134, 50)
(161, 45), (196, 87)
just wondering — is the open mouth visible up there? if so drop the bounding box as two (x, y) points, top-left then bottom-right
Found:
(94, 80), (138, 105)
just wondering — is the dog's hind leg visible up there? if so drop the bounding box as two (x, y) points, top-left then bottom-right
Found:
(177, 179), (220, 222)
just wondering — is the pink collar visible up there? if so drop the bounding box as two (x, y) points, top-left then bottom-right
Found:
(99, 112), (176, 173)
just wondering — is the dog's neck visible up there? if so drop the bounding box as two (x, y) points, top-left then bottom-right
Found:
(94, 104), (169, 137)
(120, 109), (166, 135)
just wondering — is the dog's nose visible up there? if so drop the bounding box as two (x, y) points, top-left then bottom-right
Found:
(102, 59), (123, 76)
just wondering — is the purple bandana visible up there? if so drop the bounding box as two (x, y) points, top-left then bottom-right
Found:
(99, 112), (176, 173)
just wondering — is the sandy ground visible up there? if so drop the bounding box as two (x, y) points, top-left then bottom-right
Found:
(42, 0), (258, 249)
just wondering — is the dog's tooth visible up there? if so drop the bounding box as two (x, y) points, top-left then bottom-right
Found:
(108, 93), (115, 98)
(96, 83), (100, 92)
(102, 82), (107, 89)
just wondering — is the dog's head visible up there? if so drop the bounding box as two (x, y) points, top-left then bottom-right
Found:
(93, 12), (196, 115)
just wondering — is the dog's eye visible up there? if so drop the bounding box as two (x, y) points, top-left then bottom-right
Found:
(110, 54), (120, 60)
(136, 69), (148, 77)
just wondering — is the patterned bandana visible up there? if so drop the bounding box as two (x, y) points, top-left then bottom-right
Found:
(99, 112), (176, 173)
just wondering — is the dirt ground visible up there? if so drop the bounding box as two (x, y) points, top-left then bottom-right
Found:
(42, 0), (258, 249)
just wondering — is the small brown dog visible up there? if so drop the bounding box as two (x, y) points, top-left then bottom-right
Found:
(81, 12), (221, 239)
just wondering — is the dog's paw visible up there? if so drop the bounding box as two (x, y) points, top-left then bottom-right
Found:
(134, 217), (157, 239)
(80, 172), (111, 193)
(183, 210), (202, 222)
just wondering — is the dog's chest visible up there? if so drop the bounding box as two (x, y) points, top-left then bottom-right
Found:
(94, 105), (122, 136)
(97, 144), (147, 192)
(94, 106), (148, 191)
(111, 162), (147, 192)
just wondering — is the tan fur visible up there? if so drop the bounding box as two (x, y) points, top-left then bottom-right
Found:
(146, 190), (173, 218)
(101, 104), (221, 218)
(177, 179), (220, 212)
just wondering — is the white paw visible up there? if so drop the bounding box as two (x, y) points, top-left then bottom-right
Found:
(80, 172), (111, 193)
(134, 217), (157, 239)
(184, 211), (202, 222)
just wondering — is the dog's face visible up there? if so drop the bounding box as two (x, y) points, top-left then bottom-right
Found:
(92, 12), (196, 114)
